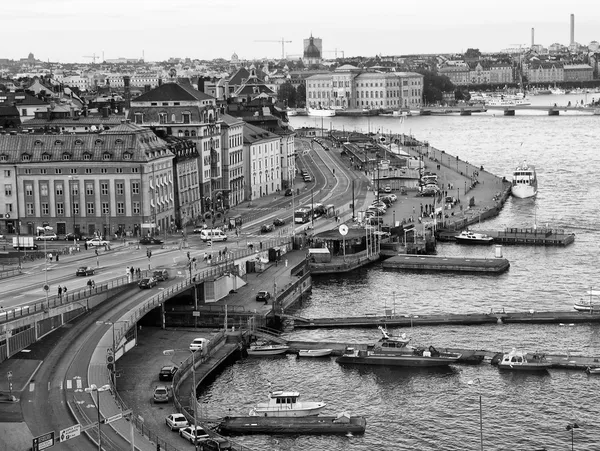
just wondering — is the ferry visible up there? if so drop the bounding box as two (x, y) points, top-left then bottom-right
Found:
(307, 106), (336, 117)
(511, 161), (538, 198)
(485, 93), (531, 107)
(249, 391), (327, 417)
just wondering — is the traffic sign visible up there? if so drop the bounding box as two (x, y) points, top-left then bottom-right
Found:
(32, 431), (55, 450)
(43, 284), (50, 292)
(7, 371), (12, 380)
(104, 412), (122, 424)
(59, 424), (81, 442)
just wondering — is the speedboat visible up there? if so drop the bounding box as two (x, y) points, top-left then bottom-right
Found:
(247, 344), (289, 356)
(511, 161), (538, 198)
(336, 326), (461, 367)
(497, 348), (551, 372)
(586, 366), (600, 375)
(298, 349), (333, 357)
(573, 288), (600, 312)
(454, 230), (494, 244)
(249, 391), (326, 417)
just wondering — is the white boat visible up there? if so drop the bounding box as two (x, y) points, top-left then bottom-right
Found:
(550, 87), (566, 95)
(586, 366), (600, 375)
(497, 348), (551, 372)
(573, 288), (600, 312)
(285, 108), (297, 116)
(307, 106), (335, 117)
(485, 93), (531, 107)
(454, 230), (494, 245)
(247, 344), (289, 356)
(511, 161), (538, 198)
(249, 391), (327, 417)
(298, 349), (333, 358)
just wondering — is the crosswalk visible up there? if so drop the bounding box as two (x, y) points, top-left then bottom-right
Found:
(28, 376), (84, 392)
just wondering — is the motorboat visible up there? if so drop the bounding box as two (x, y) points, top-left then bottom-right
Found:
(454, 230), (494, 245)
(511, 161), (538, 198)
(285, 108), (298, 116)
(573, 288), (600, 312)
(247, 344), (289, 356)
(307, 106), (335, 117)
(497, 348), (552, 372)
(298, 349), (333, 358)
(336, 326), (461, 367)
(586, 366), (600, 375)
(249, 391), (326, 417)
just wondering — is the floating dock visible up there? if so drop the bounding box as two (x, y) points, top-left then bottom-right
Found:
(382, 255), (510, 273)
(437, 227), (575, 246)
(218, 415), (367, 435)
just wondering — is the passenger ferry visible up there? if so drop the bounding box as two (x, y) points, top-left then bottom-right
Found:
(511, 161), (538, 198)
(307, 106), (336, 117)
(485, 93), (531, 107)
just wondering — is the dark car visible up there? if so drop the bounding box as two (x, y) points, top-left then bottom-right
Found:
(153, 269), (169, 281)
(65, 232), (87, 241)
(139, 277), (157, 289)
(273, 218), (285, 227)
(76, 266), (95, 276)
(284, 188), (293, 196)
(158, 365), (178, 381)
(140, 237), (164, 245)
(256, 290), (271, 303)
(260, 224), (274, 234)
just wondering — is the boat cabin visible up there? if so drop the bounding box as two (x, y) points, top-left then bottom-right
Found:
(269, 391), (300, 406)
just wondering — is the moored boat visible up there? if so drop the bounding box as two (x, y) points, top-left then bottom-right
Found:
(511, 161), (538, 198)
(586, 366), (600, 375)
(496, 348), (551, 372)
(307, 106), (336, 117)
(249, 390), (326, 417)
(454, 230), (494, 244)
(573, 288), (600, 312)
(219, 413), (367, 435)
(298, 349), (333, 357)
(247, 344), (289, 356)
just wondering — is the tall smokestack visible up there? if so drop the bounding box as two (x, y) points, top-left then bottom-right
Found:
(570, 14), (575, 45)
(123, 75), (131, 108)
(531, 28), (535, 47)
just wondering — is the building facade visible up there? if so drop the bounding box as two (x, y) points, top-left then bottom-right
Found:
(220, 114), (245, 207)
(243, 123), (281, 201)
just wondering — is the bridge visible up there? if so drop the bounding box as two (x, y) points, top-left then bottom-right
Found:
(417, 105), (600, 116)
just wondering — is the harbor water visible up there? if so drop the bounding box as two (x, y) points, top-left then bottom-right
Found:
(202, 95), (600, 450)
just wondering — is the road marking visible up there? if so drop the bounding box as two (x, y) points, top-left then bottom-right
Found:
(60, 381), (63, 390)
(48, 382), (51, 391)
(76, 379), (82, 389)
(66, 380), (71, 389)
(29, 382), (35, 392)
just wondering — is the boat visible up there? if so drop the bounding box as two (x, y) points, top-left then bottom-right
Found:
(496, 348), (552, 372)
(219, 413), (367, 435)
(249, 391), (326, 417)
(573, 288), (600, 312)
(285, 108), (297, 116)
(550, 87), (566, 95)
(511, 161), (538, 198)
(586, 366), (600, 375)
(298, 349), (333, 358)
(336, 326), (461, 367)
(485, 93), (531, 107)
(454, 230), (494, 245)
(307, 106), (335, 117)
(247, 344), (289, 356)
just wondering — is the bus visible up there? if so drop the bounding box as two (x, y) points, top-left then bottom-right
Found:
(294, 206), (313, 224)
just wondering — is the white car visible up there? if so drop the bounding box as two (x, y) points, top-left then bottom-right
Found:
(189, 338), (209, 352)
(36, 233), (58, 241)
(179, 425), (209, 444)
(86, 238), (108, 247)
(166, 413), (189, 431)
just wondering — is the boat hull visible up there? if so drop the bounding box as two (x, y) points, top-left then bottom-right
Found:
(247, 346), (289, 356)
(298, 349), (333, 357)
(455, 237), (494, 245)
(497, 363), (551, 372)
(336, 354), (459, 367)
(307, 107), (335, 117)
(219, 415), (366, 435)
(511, 185), (537, 198)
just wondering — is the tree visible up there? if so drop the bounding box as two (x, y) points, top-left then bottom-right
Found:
(416, 70), (455, 105)
(277, 82), (297, 107)
(464, 48), (482, 59)
(296, 83), (306, 106)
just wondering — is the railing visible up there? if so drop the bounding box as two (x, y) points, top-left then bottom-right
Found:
(0, 266), (22, 279)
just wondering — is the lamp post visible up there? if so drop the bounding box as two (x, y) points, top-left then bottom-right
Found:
(468, 378), (483, 451)
(566, 421), (580, 451)
(84, 383), (111, 451)
(96, 320), (129, 391)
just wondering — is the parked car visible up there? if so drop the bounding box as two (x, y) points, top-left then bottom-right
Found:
(256, 291), (271, 303)
(139, 277), (157, 289)
(260, 224), (274, 234)
(153, 385), (169, 403)
(202, 437), (232, 451)
(284, 188), (293, 196)
(153, 269), (169, 281)
(140, 237), (164, 245)
(159, 365), (178, 381)
(36, 233), (57, 241)
(76, 266), (95, 276)
(86, 238), (109, 247)
(189, 337), (210, 352)
(64, 232), (87, 241)
(303, 175), (313, 182)
(165, 413), (189, 431)
(384, 185), (392, 193)
(179, 425), (210, 444)
(273, 218), (285, 227)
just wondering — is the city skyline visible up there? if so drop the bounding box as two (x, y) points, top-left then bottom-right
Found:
(2, 0), (600, 63)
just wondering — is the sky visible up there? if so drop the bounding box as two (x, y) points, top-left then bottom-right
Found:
(2, 0), (599, 63)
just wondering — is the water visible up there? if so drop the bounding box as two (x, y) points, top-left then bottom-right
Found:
(201, 97), (600, 450)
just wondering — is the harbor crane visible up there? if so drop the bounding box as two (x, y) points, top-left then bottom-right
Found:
(254, 38), (292, 59)
(83, 53), (99, 64)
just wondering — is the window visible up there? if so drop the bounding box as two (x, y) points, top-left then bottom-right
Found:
(101, 183), (108, 195)
(63, 153), (72, 160)
(102, 202), (109, 214)
(25, 184), (33, 196)
(87, 202), (94, 214)
(83, 153), (92, 160)
(25, 169), (31, 174)
(3, 170), (10, 177)
(132, 182), (140, 194)
(56, 202), (64, 215)
(26, 203), (34, 215)
(85, 168), (92, 174)
(70, 168), (77, 174)
(5, 203), (12, 213)
(183, 113), (191, 124)
(117, 202), (124, 214)
(42, 153), (51, 161)
(41, 202), (49, 215)
(22, 154), (31, 162)
(86, 183), (94, 195)
(134, 113), (143, 124)
(103, 153), (112, 160)
(116, 168), (123, 173)
(40, 169), (47, 174)
(159, 113), (167, 124)
(131, 168), (139, 173)
(4, 184), (11, 196)
(116, 183), (124, 195)
(73, 202), (79, 215)
(0, 155), (7, 162)
(55, 168), (62, 174)
(41, 184), (49, 197)
(133, 201), (140, 214)
(56, 185), (63, 196)
(123, 152), (132, 160)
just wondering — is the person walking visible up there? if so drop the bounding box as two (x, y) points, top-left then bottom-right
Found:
(58, 286), (63, 299)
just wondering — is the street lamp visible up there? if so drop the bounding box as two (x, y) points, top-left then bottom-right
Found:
(566, 421), (580, 451)
(68, 175), (78, 241)
(467, 378), (483, 451)
(84, 383), (111, 451)
(96, 320), (129, 391)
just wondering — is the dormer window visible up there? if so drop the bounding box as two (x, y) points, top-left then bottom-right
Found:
(0, 155), (7, 162)
(34, 140), (44, 147)
(42, 153), (51, 161)
(62, 153), (72, 160)
(22, 154), (31, 161)
(123, 152), (132, 160)
(74, 139), (84, 146)
(103, 153), (112, 161)
(134, 113), (143, 124)
(83, 153), (92, 161)
(94, 139), (104, 146)
(54, 139), (63, 146)
(115, 138), (124, 146)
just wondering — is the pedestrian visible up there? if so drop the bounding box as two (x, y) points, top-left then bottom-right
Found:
(130, 266), (134, 278)
(91, 280), (95, 288)
(63, 286), (67, 296)
(58, 286), (63, 298)
(56, 254), (59, 262)
(208, 254), (212, 264)
(203, 252), (207, 263)
(87, 279), (92, 288)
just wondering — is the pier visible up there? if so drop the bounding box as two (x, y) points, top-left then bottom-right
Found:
(437, 227), (575, 246)
(382, 254), (510, 273)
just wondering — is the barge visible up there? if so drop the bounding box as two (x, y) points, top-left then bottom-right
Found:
(382, 255), (510, 273)
(218, 414), (367, 435)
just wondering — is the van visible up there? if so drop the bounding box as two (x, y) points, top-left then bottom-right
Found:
(199, 229), (228, 242)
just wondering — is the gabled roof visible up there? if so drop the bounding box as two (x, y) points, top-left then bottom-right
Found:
(220, 113), (244, 127)
(243, 122), (279, 144)
(133, 82), (215, 102)
(0, 91), (49, 106)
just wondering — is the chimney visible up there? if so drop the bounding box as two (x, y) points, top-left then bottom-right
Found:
(102, 106), (109, 118)
(531, 28), (535, 47)
(158, 78), (163, 86)
(570, 13), (575, 45)
(123, 75), (131, 108)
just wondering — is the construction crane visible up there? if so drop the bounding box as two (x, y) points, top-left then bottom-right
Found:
(254, 38), (292, 59)
(83, 53), (99, 64)
(323, 49), (345, 59)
